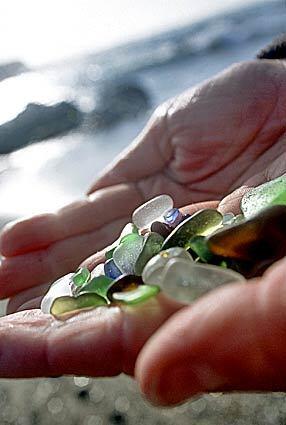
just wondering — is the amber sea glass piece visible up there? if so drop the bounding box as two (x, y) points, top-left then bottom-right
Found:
(208, 205), (286, 275)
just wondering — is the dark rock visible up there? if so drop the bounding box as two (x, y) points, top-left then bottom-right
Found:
(0, 61), (28, 82)
(257, 33), (286, 59)
(88, 79), (150, 128)
(0, 101), (83, 153)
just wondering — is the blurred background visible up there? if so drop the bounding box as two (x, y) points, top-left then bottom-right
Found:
(0, 0), (286, 424)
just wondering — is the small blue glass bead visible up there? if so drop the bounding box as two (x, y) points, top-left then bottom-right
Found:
(163, 208), (183, 227)
(104, 259), (122, 280)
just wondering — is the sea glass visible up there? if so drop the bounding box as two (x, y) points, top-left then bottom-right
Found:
(104, 259), (122, 280)
(142, 247), (193, 285)
(41, 273), (74, 314)
(150, 221), (172, 238)
(222, 212), (235, 226)
(162, 209), (223, 250)
(79, 275), (113, 299)
(188, 235), (214, 263)
(241, 175), (286, 218)
(106, 274), (143, 302)
(208, 205), (286, 276)
(111, 285), (160, 305)
(163, 208), (184, 227)
(134, 232), (164, 275)
(90, 263), (105, 278)
(132, 194), (173, 229)
(120, 223), (139, 239)
(113, 234), (144, 274)
(160, 258), (245, 303)
(72, 267), (90, 287)
(50, 293), (107, 318)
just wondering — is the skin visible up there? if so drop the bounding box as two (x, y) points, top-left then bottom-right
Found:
(0, 60), (286, 405)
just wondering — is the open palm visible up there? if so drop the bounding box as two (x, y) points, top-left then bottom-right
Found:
(1, 61), (286, 404)
(2, 60), (286, 298)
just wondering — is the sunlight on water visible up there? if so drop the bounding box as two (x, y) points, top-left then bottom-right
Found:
(9, 140), (69, 172)
(0, 175), (69, 217)
(0, 141), (75, 218)
(0, 73), (69, 125)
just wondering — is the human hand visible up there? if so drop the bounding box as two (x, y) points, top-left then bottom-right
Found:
(1, 60), (286, 299)
(4, 194), (286, 409)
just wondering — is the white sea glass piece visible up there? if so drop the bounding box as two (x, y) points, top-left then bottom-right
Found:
(132, 195), (173, 229)
(142, 247), (193, 285)
(160, 259), (245, 303)
(222, 212), (235, 225)
(113, 235), (144, 274)
(90, 263), (105, 278)
(41, 273), (73, 314)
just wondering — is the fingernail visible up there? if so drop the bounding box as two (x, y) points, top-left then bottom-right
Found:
(149, 361), (227, 406)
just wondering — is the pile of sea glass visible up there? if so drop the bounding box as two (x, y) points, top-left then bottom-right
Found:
(41, 176), (286, 319)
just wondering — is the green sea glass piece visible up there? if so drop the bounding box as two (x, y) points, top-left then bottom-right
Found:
(120, 233), (140, 245)
(72, 267), (91, 287)
(106, 274), (143, 302)
(120, 223), (139, 239)
(134, 232), (164, 275)
(104, 223), (139, 260)
(160, 258), (245, 303)
(105, 247), (116, 260)
(241, 175), (286, 218)
(113, 234), (144, 274)
(208, 205), (286, 277)
(41, 273), (74, 314)
(111, 285), (160, 305)
(50, 293), (107, 318)
(79, 275), (113, 299)
(162, 209), (223, 250)
(142, 247), (193, 285)
(188, 235), (214, 263)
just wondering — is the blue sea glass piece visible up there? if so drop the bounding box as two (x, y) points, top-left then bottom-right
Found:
(104, 259), (122, 280)
(163, 208), (184, 227)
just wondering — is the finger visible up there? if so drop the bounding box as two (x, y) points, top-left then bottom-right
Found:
(0, 200), (220, 299)
(6, 249), (107, 314)
(87, 107), (171, 194)
(0, 218), (128, 299)
(136, 257), (286, 406)
(7, 283), (50, 314)
(0, 294), (183, 378)
(0, 183), (142, 257)
(15, 297), (42, 312)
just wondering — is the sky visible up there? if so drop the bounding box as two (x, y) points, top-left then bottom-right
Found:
(0, 0), (261, 66)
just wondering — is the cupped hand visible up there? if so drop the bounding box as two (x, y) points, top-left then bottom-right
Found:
(3, 195), (286, 409)
(1, 60), (286, 298)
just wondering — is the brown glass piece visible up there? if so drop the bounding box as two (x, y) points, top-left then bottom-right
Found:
(208, 205), (286, 277)
(150, 221), (172, 238)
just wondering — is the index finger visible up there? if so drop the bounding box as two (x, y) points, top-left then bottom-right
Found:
(0, 294), (183, 378)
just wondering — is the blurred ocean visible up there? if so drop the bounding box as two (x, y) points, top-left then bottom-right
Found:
(0, 0), (285, 222)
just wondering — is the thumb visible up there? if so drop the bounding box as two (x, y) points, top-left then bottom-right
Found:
(135, 257), (286, 405)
